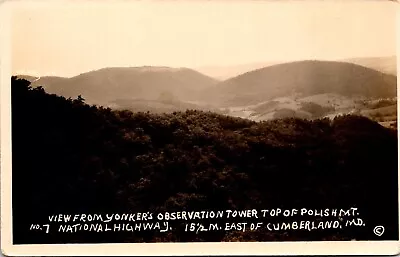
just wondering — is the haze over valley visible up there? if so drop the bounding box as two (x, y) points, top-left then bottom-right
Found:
(17, 56), (398, 128)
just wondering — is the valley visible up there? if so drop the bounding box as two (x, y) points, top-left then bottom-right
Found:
(214, 94), (397, 128)
(16, 58), (398, 129)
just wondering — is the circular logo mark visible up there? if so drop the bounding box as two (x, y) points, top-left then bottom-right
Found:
(373, 226), (385, 236)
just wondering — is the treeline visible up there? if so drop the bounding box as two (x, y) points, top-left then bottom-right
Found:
(11, 77), (398, 243)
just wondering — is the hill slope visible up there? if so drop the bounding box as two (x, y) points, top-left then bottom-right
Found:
(205, 60), (397, 107)
(11, 77), (398, 244)
(196, 56), (397, 80)
(27, 67), (218, 106)
(15, 75), (68, 89)
(14, 75), (38, 82)
(31, 76), (69, 89)
(342, 56), (397, 76)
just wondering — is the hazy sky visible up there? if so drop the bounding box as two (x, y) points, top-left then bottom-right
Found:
(11, 0), (398, 77)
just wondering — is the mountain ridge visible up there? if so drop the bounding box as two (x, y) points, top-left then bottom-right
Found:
(15, 59), (397, 112)
(17, 66), (219, 106)
(196, 56), (397, 80)
(204, 60), (397, 107)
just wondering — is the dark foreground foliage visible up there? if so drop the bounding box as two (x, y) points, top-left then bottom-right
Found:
(11, 77), (398, 243)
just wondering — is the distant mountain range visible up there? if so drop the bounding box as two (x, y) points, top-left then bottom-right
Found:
(17, 66), (218, 106)
(341, 56), (397, 76)
(16, 58), (397, 123)
(197, 56), (397, 80)
(204, 60), (397, 107)
(196, 62), (279, 80)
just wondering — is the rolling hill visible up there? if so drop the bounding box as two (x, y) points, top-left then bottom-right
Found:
(196, 61), (279, 80)
(14, 75), (68, 89)
(341, 56), (397, 76)
(195, 56), (397, 80)
(14, 75), (38, 82)
(31, 76), (69, 89)
(204, 60), (397, 107)
(18, 67), (219, 106)
(15, 60), (397, 122)
(11, 77), (399, 243)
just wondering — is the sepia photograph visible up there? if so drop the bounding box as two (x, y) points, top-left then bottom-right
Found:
(1, 0), (399, 255)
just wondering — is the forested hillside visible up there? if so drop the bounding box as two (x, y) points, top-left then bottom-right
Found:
(11, 77), (398, 244)
(20, 67), (218, 106)
(206, 60), (397, 107)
